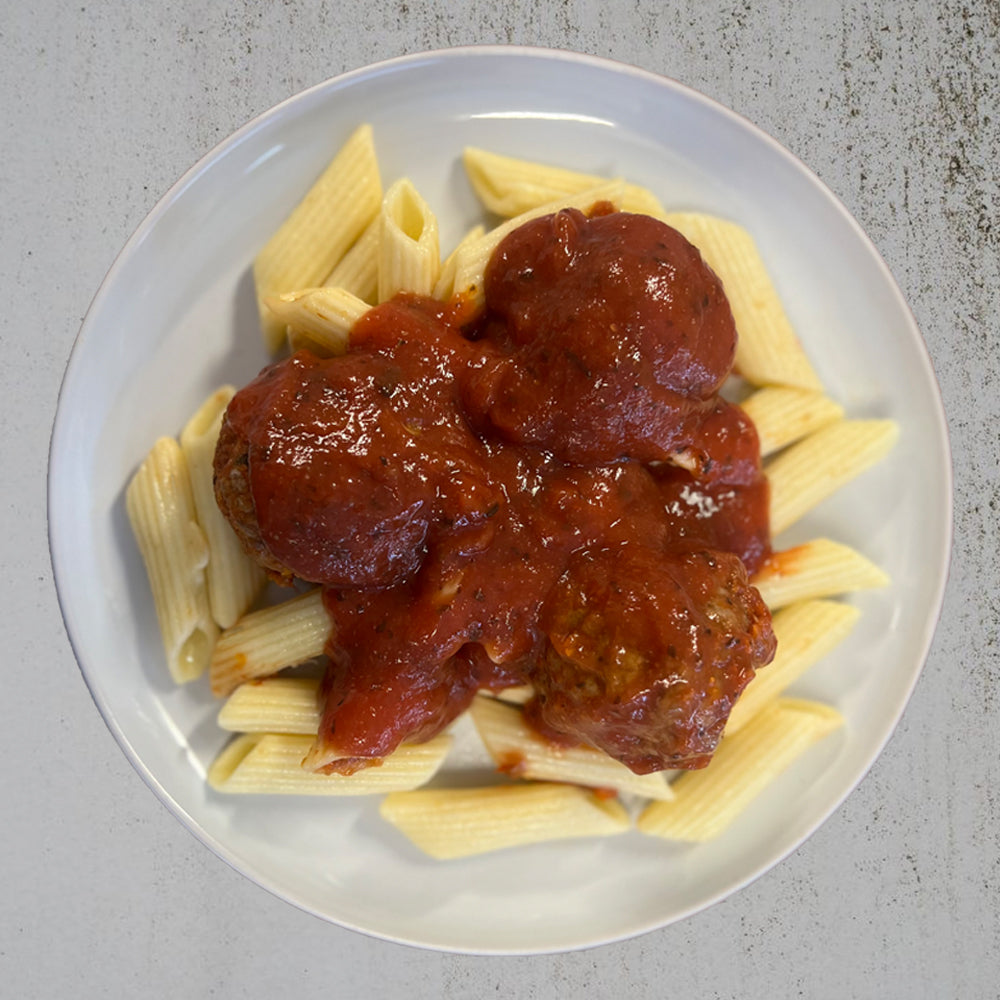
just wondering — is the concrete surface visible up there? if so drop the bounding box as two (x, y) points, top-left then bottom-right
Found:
(3, 1), (998, 997)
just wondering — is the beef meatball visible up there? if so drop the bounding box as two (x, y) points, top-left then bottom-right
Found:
(463, 208), (740, 468)
(525, 543), (776, 772)
(213, 301), (500, 589)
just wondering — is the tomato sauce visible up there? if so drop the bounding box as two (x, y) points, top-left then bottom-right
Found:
(219, 209), (776, 774)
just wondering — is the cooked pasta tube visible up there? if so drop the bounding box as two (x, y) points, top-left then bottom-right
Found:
(324, 215), (380, 302)
(738, 386), (844, 457)
(767, 419), (900, 536)
(126, 437), (217, 683)
(725, 599), (859, 734)
(432, 223), (485, 301)
(752, 538), (889, 610)
(380, 782), (630, 859)
(663, 212), (823, 391)
(209, 589), (330, 697)
(264, 286), (370, 356)
(463, 146), (664, 218)
(450, 179), (626, 311)
(209, 732), (451, 795)
(377, 178), (440, 301)
(253, 123), (381, 351)
(637, 698), (843, 842)
(180, 387), (265, 629)
(482, 683), (535, 706)
(217, 676), (321, 734)
(469, 696), (675, 800)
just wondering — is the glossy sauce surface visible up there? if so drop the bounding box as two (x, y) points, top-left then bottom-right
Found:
(217, 209), (776, 774)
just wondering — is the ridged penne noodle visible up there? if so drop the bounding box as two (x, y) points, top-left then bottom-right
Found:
(264, 286), (370, 356)
(725, 599), (859, 734)
(463, 146), (664, 218)
(376, 178), (440, 301)
(324, 215), (380, 303)
(380, 782), (631, 859)
(637, 698), (843, 841)
(126, 437), (217, 683)
(209, 589), (330, 697)
(217, 676), (322, 734)
(253, 124), (382, 351)
(469, 696), (675, 800)
(450, 179), (626, 311)
(767, 419), (900, 537)
(663, 212), (823, 391)
(179, 387), (265, 629)
(432, 223), (485, 301)
(739, 386), (844, 457)
(753, 538), (889, 610)
(209, 732), (451, 795)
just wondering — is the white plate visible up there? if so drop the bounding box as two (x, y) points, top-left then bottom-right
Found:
(49, 47), (951, 954)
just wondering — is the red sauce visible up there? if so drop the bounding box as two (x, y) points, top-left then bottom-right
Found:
(218, 209), (776, 775)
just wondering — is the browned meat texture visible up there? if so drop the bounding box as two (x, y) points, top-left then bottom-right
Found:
(213, 409), (294, 585)
(526, 545), (776, 772)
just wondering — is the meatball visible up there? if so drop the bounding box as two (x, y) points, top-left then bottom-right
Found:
(463, 209), (739, 467)
(525, 544), (776, 772)
(213, 309), (500, 588)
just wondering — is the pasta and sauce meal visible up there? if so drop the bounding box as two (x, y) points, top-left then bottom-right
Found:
(126, 125), (898, 858)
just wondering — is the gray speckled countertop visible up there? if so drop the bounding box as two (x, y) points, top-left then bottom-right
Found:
(4, 2), (998, 996)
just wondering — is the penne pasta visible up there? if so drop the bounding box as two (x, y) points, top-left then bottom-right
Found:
(637, 698), (843, 842)
(432, 223), (485, 301)
(463, 146), (665, 218)
(663, 212), (823, 391)
(738, 386), (844, 458)
(179, 387), (265, 629)
(450, 179), (626, 311)
(766, 419), (900, 537)
(209, 732), (451, 795)
(264, 286), (371, 356)
(725, 599), (859, 734)
(126, 437), (217, 683)
(482, 683), (535, 706)
(380, 782), (631, 859)
(376, 178), (440, 301)
(217, 676), (322, 734)
(324, 215), (380, 303)
(469, 696), (675, 800)
(209, 589), (330, 697)
(752, 538), (889, 610)
(253, 124), (382, 352)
